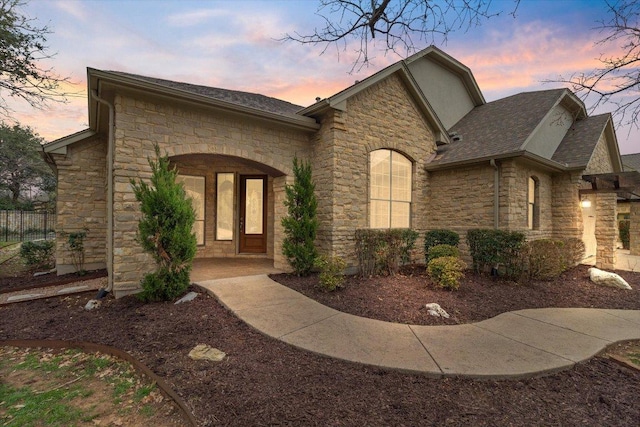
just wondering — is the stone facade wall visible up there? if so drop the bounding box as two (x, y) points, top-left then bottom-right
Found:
(595, 192), (617, 269)
(552, 172), (583, 241)
(630, 203), (640, 255)
(311, 73), (437, 267)
(52, 136), (108, 274)
(501, 160), (554, 238)
(584, 132), (613, 175)
(110, 92), (312, 296)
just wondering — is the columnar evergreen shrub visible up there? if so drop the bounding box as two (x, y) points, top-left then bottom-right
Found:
(427, 256), (466, 290)
(427, 244), (459, 263)
(282, 157), (318, 276)
(466, 229), (526, 278)
(130, 144), (197, 302)
(315, 255), (346, 292)
(19, 240), (54, 268)
(619, 220), (630, 250)
(424, 229), (459, 264)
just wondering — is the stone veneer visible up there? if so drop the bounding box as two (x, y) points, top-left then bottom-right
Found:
(109, 92), (312, 296)
(51, 135), (108, 274)
(311, 73), (436, 267)
(630, 203), (640, 256)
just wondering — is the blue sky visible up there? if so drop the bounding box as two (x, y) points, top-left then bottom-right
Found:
(10, 0), (639, 154)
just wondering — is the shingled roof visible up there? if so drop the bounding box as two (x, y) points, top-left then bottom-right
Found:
(551, 114), (611, 168)
(622, 153), (640, 171)
(108, 71), (305, 116)
(429, 89), (567, 166)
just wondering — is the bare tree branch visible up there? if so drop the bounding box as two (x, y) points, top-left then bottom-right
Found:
(0, 0), (73, 120)
(550, 0), (640, 130)
(282, 0), (520, 72)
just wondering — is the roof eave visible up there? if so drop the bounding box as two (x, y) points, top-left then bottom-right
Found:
(88, 68), (320, 132)
(43, 129), (98, 154)
(425, 150), (574, 172)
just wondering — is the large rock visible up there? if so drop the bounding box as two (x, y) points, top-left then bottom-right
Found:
(425, 303), (450, 318)
(188, 344), (226, 362)
(588, 268), (632, 290)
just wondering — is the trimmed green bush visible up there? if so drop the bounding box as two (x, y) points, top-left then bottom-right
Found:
(355, 228), (418, 277)
(424, 229), (459, 263)
(19, 240), (54, 268)
(427, 244), (459, 263)
(130, 144), (197, 302)
(560, 237), (586, 267)
(466, 229), (526, 279)
(427, 256), (466, 290)
(282, 157), (318, 276)
(524, 239), (566, 281)
(315, 255), (346, 292)
(619, 220), (630, 250)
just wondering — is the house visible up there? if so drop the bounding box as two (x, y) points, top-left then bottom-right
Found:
(44, 46), (637, 298)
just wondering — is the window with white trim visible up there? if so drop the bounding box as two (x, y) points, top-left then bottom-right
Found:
(369, 149), (412, 228)
(176, 174), (205, 245)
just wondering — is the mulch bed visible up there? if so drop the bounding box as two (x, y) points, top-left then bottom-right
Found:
(0, 265), (639, 426)
(0, 268), (108, 293)
(272, 264), (640, 325)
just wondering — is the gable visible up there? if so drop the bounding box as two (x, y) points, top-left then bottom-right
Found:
(406, 57), (477, 129)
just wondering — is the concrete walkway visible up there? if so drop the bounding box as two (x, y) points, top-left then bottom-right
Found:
(197, 275), (640, 379)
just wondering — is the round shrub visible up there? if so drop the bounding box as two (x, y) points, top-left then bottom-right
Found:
(315, 255), (347, 292)
(424, 229), (459, 264)
(427, 244), (460, 263)
(427, 256), (467, 291)
(19, 240), (55, 268)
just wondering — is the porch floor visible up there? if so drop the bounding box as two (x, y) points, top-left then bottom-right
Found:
(191, 258), (283, 282)
(582, 249), (640, 272)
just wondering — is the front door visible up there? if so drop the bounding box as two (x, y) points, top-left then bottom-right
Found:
(239, 175), (267, 253)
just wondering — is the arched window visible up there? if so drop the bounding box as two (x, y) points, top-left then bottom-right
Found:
(369, 149), (412, 228)
(528, 176), (540, 230)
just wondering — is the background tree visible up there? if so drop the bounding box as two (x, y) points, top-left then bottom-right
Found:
(284, 0), (520, 70)
(0, 0), (69, 119)
(0, 122), (54, 209)
(130, 143), (197, 302)
(282, 157), (318, 276)
(553, 0), (640, 130)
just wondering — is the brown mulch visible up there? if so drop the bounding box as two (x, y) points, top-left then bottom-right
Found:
(0, 268), (108, 293)
(271, 264), (640, 325)
(1, 266), (639, 426)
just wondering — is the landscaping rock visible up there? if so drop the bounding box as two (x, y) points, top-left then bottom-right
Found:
(175, 291), (199, 304)
(588, 268), (632, 290)
(84, 299), (101, 311)
(188, 344), (226, 362)
(425, 303), (450, 318)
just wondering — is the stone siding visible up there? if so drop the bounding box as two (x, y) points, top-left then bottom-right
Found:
(110, 92), (312, 296)
(630, 203), (640, 256)
(52, 136), (108, 274)
(312, 73), (436, 267)
(595, 192), (617, 269)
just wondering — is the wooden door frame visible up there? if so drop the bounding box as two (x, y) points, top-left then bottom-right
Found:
(239, 175), (268, 253)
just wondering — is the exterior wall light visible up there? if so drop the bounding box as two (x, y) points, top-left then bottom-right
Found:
(580, 197), (592, 208)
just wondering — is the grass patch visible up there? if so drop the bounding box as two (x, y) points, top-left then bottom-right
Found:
(0, 346), (172, 426)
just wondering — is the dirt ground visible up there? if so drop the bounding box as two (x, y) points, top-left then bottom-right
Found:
(1, 263), (639, 426)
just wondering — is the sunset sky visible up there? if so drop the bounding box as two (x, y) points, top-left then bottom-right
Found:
(8, 0), (639, 154)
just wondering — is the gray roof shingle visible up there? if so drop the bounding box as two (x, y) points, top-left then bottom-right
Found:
(429, 89), (567, 165)
(108, 71), (305, 116)
(552, 114), (610, 168)
(622, 153), (640, 171)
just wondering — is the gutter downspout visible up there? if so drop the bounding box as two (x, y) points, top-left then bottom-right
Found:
(490, 159), (499, 229)
(91, 89), (114, 297)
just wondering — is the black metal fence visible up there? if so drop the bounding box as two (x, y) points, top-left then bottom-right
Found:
(0, 210), (56, 242)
